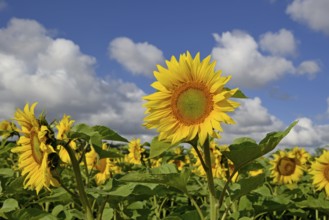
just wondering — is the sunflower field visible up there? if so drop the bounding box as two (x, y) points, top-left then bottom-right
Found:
(1, 52), (329, 220)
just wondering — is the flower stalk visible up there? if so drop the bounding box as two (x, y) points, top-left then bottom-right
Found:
(62, 140), (93, 220)
(203, 136), (218, 220)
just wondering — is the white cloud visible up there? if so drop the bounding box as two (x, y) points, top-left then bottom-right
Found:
(296, 60), (320, 78)
(108, 37), (165, 77)
(259, 29), (297, 56)
(286, 0), (329, 35)
(221, 97), (284, 143)
(283, 117), (323, 147)
(211, 30), (320, 88)
(0, 18), (149, 139)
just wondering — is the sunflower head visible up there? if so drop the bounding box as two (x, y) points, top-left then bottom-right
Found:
(310, 150), (329, 196)
(0, 120), (17, 139)
(270, 150), (304, 185)
(143, 52), (240, 145)
(56, 114), (78, 164)
(11, 103), (60, 194)
(292, 146), (311, 165)
(85, 143), (119, 185)
(125, 138), (145, 165)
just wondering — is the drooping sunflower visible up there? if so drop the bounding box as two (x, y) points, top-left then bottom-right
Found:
(125, 138), (145, 165)
(143, 52), (240, 145)
(11, 103), (59, 194)
(310, 150), (329, 196)
(85, 143), (121, 185)
(56, 114), (78, 164)
(270, 150), (304, 185)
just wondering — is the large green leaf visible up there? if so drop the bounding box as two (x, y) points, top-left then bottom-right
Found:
(119, 168), (190, 193)
(231, 174), (265, 200)
(149, 136), (176, 158)
(223, 121), (297, 171)
(0, 198), (19, 213)
(8, 208), (57, 220)
(92, 125), (128, 142)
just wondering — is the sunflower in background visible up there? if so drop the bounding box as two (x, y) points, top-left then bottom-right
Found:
(310, 150), (329, 196)
(125, 138), (145, 165)
(85, 143), (121, 185)
(143, 52), (240, 145)
(291, 146), (311, 166)
(0, 120), (17, 139)
(56, 114), (79, 164)
(270, 150), (304, 185)
(11, 103), (59, 194)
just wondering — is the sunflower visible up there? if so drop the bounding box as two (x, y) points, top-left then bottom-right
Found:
(291, 146), (311, 165)
(85, 143), (121, 185)
(270, 150), (304, 185)
(190, 142), (233, 180)
(310, 150), (329, 196)
(0, 120), (17, 139)
(143, 52), (240, 145)
(125, 138), (145, 165)
(56, 114), (78, 164)
(11, 103), (59, 194)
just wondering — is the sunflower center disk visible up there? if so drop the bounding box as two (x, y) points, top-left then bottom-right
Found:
(323, 165), (329, 181)
(278, 157), (296, 176)
(31, 132), (43, 164)
(172, 83), (213, 125)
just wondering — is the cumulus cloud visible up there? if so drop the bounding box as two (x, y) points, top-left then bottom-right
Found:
(221, 98), (329, 152)
(296, 60), (320, 78)
(287, 0), (329, 35)
(259, 29), (297, 56)
(221, 97), (284, 144)
(0, 18), (150, 139)
(283, 117), (323, 147)
(211, 30), (320, 88)
(108, 37), (165, 77)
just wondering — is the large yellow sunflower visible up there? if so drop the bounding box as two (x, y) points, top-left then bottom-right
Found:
(125, 138), (145, 165)
(310, 150), (329, 196)
(143, 52), (240, 145)
(56, 114), (78, 164)
(270, 150), (304, 185)
(85, 143), (121, 185)
(11, 103), (59, 194)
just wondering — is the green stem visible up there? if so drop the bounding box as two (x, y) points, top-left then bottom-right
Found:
(188, 195), (205, 220)
(62, 140), (93, 220)
(96, 195), (109, 220)
(218, 168), (238, 211)
(203, 137), (217, 220)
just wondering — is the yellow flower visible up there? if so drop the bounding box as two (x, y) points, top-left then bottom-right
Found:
(125, 138), (144, 164)
(291, 146), (310, 165)
(85, 143), (120, 185)
(190, 142), (234, 180)
(249, 169), (264, 177)
(270, 150), (304, 185)
(56, 114), (78, 164)
(0, 120), (17, 139)
(143, 52), (240, 145)
(310, 150), (329, 196)
(11, 103), (59, 194)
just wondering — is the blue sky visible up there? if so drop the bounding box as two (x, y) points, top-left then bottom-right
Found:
(0, 0), (329, 150)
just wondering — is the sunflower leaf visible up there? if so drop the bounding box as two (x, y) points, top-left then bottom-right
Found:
(224, 87), (247, 98)
(92, 125), (128, 142)
(231, 173), (265, 200)
(224, 121), (297, 171)
(149, 136), (176, 158)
